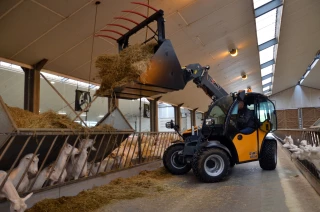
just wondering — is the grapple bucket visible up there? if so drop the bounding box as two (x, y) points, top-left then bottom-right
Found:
(110, 40), (186, 99)
(96, 8), (187, 100)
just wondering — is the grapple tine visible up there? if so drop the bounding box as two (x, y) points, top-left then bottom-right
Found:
(107, 24), (131, 31)
(131, 2), (158, 12)
(95, 34), (118, 41)
(121, 10), (148, 19)
(100, 29), (124, 36)
(114, 17), (139, 25)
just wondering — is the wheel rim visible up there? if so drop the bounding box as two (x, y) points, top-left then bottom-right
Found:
(171, 150), (186, 169)
(204, 154), (225, 177)
(274, 146), (277, 164)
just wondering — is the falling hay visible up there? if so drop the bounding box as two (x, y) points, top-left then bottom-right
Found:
(26, 167), (173, 212)
(95, 42), (157, 96)
(6, 105), (116, 131)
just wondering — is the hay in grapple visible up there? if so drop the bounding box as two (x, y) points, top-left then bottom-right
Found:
(26, 167), (174, 212)
(95, 42), (157, 96)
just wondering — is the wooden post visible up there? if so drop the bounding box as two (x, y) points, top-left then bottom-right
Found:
(23, 59), (47, 114)
(149, 96), (161, 132)
(190, 107), (198, 127)
(108, 97), (119, 112)
(174, 103), (184, 131)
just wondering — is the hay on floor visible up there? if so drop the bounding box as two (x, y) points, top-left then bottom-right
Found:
(95, 42), (157, 96)
(26, 167), (173, 212)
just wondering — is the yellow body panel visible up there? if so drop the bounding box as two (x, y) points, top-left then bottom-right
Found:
(233, 131), (259, 162)
(233, 127), (269, 162)
(182, 127), (198, 134)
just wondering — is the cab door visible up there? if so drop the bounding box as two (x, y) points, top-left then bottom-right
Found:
(231, 98), (260, 163)
(256, 98), (277, 154)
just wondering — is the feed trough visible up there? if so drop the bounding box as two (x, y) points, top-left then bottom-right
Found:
(0, 96), (134, 171)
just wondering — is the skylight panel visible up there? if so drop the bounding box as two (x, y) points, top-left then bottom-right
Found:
(262, 77), (272, 85)
(261, 65), (273, 77)
(263, 86), (270, 91)
(253, 0), (273, 9)
(259, 46), (274, 64)
(255, 9), (277, 31)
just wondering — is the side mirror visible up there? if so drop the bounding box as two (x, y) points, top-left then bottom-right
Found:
(205, 118), (215, 126)
(165, 120), (175, 129)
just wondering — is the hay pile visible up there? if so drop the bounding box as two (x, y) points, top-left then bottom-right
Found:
(95, 42), (157, 96)
(27, 167), (173, 212)
(6, 105), (116, 131)
(6, 106), (83, 129)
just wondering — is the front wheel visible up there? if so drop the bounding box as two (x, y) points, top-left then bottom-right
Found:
(163, 144), (191, 175)
(192, 148), (230, 183)
(259, 140), (277, 170)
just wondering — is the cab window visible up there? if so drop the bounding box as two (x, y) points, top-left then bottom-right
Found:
(208, 105), (225, 125)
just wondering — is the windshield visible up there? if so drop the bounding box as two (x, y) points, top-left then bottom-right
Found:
(205, 96), (234, 125)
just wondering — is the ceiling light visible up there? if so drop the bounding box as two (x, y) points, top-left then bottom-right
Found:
(310, 58), (319, 70)
(304, 70), (310, 78)
(98, 115), (104, 118)
(230, 49), (238, 57)
(51, 81), (55, 84)
(241, 72), (247, 80)
(58, 111), (66, 115)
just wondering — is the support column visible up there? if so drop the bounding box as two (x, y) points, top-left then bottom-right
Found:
(23, 59), (47, 114)
(149, 96), (161, 132)
(108, 97), (119, 112)
(174, 103), (183, 131)
(298, 108), (303, 129)
(190, 108), (198, 127)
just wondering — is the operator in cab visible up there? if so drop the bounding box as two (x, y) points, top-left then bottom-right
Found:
(237, 100), (255, 134)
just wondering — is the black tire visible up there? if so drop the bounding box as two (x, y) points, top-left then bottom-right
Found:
(163, 144), (191, 175)
(259, 140), (277, 170)
(192, 148), (230, 183)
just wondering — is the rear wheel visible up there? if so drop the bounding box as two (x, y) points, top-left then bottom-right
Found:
(163, 144), (191, 175)
(259, 140), (277, 170)
(192, 148), (230, 183)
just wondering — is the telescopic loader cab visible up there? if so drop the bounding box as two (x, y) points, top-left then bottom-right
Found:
(162, 64), (278, 183)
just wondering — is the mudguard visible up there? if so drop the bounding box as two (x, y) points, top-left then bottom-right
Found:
(260, 133), (277, 152)
(171, 140), (183, 144)
(201, 140), (232, 158)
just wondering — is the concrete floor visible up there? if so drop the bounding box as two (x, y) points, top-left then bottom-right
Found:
(97, 143), (320, 212)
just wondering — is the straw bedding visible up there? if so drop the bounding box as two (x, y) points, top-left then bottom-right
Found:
(27, 167), (173, 212)
(95, 42), (157, 96)
(6, 105), (115, 131)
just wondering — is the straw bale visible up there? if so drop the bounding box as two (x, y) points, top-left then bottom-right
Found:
(27, 167), (173, 212)
(95, 42), (157, 96)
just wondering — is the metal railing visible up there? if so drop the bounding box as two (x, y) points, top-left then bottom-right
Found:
(0, 130), (180, 199)
(273, 129), (320, 180)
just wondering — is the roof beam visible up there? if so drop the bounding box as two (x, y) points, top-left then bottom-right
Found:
(255, 0), (283, 18)
(258, 38), (278, 51)
(262, 73), (273, 81)
(261, 59), (275, 69)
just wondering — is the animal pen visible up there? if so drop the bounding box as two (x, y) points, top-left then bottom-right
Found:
(273, 129), (320, 195)
(0, 95), (179, 201)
